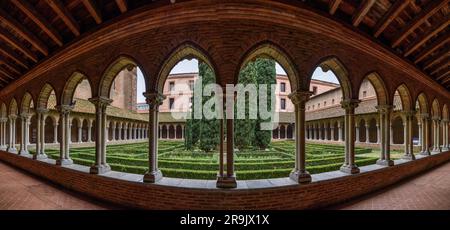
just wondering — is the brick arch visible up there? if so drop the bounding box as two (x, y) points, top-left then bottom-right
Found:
(310, 56), (352, 100)
(20, 92), (34, 115)
(431, 98), (441, 118)
(99, 55), (145, 98)
(37, 83), (56, 109)
(156, 42), (217, 93)
(393, 84), (413, 112)
(237, 42), (300, 91)
(415, 92), (429, 114)
(62, 72), (90, 106)
(8, 98), (18, 116)
(359, 72), (388, 105)
(443, 104), (448, 120)
(0, 103), (6, 118)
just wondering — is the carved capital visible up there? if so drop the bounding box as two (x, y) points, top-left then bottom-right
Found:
(376, 104), (394, 114)
(89, 96), (112, 109)
(55, 104), (74, 114)
(35, 107), (49, 114)
(402, 110), (416, 119)
(288, 90), (312, 106)
(340, 99), (360, 110)
(144, 92), (165, 109)
(432, 116), (441, 121)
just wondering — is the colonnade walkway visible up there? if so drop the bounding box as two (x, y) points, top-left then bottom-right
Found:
(334, 161), (450, 210)
(1, 158), (450, 210)
(0, 161), (116, 210)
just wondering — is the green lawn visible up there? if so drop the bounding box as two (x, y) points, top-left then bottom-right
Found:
(36, 140), (385, 180)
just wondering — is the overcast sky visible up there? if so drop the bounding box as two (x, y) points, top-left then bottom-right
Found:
(136, 59), (339, 103)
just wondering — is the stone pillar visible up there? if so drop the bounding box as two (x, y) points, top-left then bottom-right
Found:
(77, 124), (82, 143)
(289, 91), (312, 183)
(330, 123), (335, 141)
(53, 121), (58, 144)
(0, 118), (6, 150)
(340, 99), (360, 174)
(365, 123), (370, 144)
(117, 123), (122, 140)
(89, 97), (112, 174)
(55, 105), (74, 165)
(376, 105), (394, 166)
(143, 92), (164, 183)
(418, 121), (422, 147)
(111, 122), (116, 141)
(442, 119), (449, 151)
(390, 124), (394, 145)
(7, 115), (17, 153)
(402, 111), (416, 160)
(420, 114), (431, 155)
(324, 123), (328, 140)
(318, 124), (322, 140)
(19, 113), (31, 156)
(33, 108), (48, 159)
(338, 121), (343, 142)
(431, 117), (441, 154)
(355, 123), (360, 143)
(376, 120), (380, 144)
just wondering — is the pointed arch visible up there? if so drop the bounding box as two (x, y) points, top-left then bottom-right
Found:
(156, 42), (217, 92)
(37, 83), (56, 109)
(62, 72), (90, 105)
(443, 104), (448, 120)
(238, 42), (300, 91)
(20, 92), (34, 115)
(359, 72), (388, 105)
(9, 98), (18, 116)
(415, 92), (429, 114)
(393, 84), (413, 111)
(0, 103), (7, 118)
(310, 56), (352, 100)
(431, 98), (441, 118)
(99, 55), (144, 98)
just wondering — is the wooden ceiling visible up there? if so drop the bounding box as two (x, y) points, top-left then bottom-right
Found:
(0, 0), (448, 90)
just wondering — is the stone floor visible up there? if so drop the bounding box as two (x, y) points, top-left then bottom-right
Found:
(334, 161), (450, 210)
(0, 161), (117, 210)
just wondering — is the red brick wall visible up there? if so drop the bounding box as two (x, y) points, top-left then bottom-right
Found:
(1, 150), (449, 209)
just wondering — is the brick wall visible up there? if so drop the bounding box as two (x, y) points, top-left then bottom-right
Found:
(0, 150), (449, 209)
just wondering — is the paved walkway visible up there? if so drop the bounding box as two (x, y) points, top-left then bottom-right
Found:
(334, 161), (450, 210)
(0, 161), (116, 210)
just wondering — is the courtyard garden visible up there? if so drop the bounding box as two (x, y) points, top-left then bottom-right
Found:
(37, 140), (403, 180)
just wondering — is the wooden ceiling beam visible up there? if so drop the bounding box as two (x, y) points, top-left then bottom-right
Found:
(374, 0), (411, 38)
(0, 74), (9, 85)
(0, 44), (29, 69)
(391, 0), (448, 48)
(0, 9), (48, 56)
(352, 0), (376, 27)
(0, 27), (38, 62)
(441, 75), (450, 84)
(0, 58), (22, 75)
(403, 17), (449, 57)
(414, 34), (450, 63)
(423, 47), (449, 70)
(115, 0), (128, 13)
(11, 0), (64, 47)
(0, 67), (15, 81)
(329, 0), (342, 15)
(45, 0), (80, 37)
(430, 62), (449, 76)
(82, 0), (102, 24)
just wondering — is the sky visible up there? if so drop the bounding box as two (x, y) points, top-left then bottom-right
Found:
(136, 59), (339, 103)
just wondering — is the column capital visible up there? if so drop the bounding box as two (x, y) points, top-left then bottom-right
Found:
(35, 107), (49, 114)
(376, 104), (394, 114)
(19, 113), (30, 119)
(88, 96), (113, 108)
(288, 90), (313, 105)
(340, 99), (360, 110)
(432, 116), (441, 121)
(419, 113), (430, 119)
(0, 117), (7, 122)
(402, 110), (416, 119)
(144, 92), (165, 109)
(8, 114), (18, 119)
(55, 104), (74, 114)
(442, 119), (449, 122)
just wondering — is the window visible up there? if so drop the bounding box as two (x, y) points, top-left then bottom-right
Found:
(363, 91), (367, 98)
(318, 103), (320, 109)
(312, 105), (315, 109)
(169, 82), (175, 91)
(280, 98), (286, 110)
(332, 99), (335, 105)
(189, 80), (194, 91)
(280, 82), (286, 92)
(324, 101), (327, 107)
(312, 86), (317, 95)
(169, 98), (175, 109)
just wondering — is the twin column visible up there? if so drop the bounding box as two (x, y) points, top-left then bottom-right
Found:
(55, 105), (74, 165)
(376, 105), (394, 166)
(89, 97), (112, 174)
(340, 99), (360, 174)
(33, 108), (48, 159)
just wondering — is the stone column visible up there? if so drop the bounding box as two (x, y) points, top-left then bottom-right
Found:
(0, 118), (6, 150)
(77, 123), (82, 143)
(420, 114), (431, 155)
(19, 113), (31, 156)
(340, 99), (360, 174)
(143, 92), (164, 183)
(330, 123), (335, 141)
(117, 123), (122, 140)
(402, 111), (416, 160)
(442, 119), (449, 151)
(390, 124), (394, 145)
(324, 123), (328, 140)
(376, 120), (381, 144)
(7, 115), (17, 153)
(365, 122), (370, 144)
(111, 122), (116, 141)
(53, 121), (58, 144)
(89, 97), (112, 174)
(33, 108), (48, 159)
(289, 91), (312, 183)
(318, 124), (322, 140)
(355, 123), (360, 143)
(55, 105), (74, 165)
(338, 121), (343, 142)
(431, 117), (441, 154)
(418, 121), (422, 147)
(376, 105), (394, 166)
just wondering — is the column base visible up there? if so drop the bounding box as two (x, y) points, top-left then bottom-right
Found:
(402, 154), (415, 161)
(7, 148), (17, 154)
(18, 150), (32, 157)
(216, 174), (237, 188)
(89, 164), (111, 174)
(0, 145), (7, 151)
(33, 153), (48, 160)
(289, 170), (311, 184)
(340, 164), (360, 174)
(431, 148), (441, 154)
(420, 150), (431, 156)
(56, 158), (73, 166)
(143, 169), (163, 183)
(442, 147), (449, 152)
(376, 159), (394, 166)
